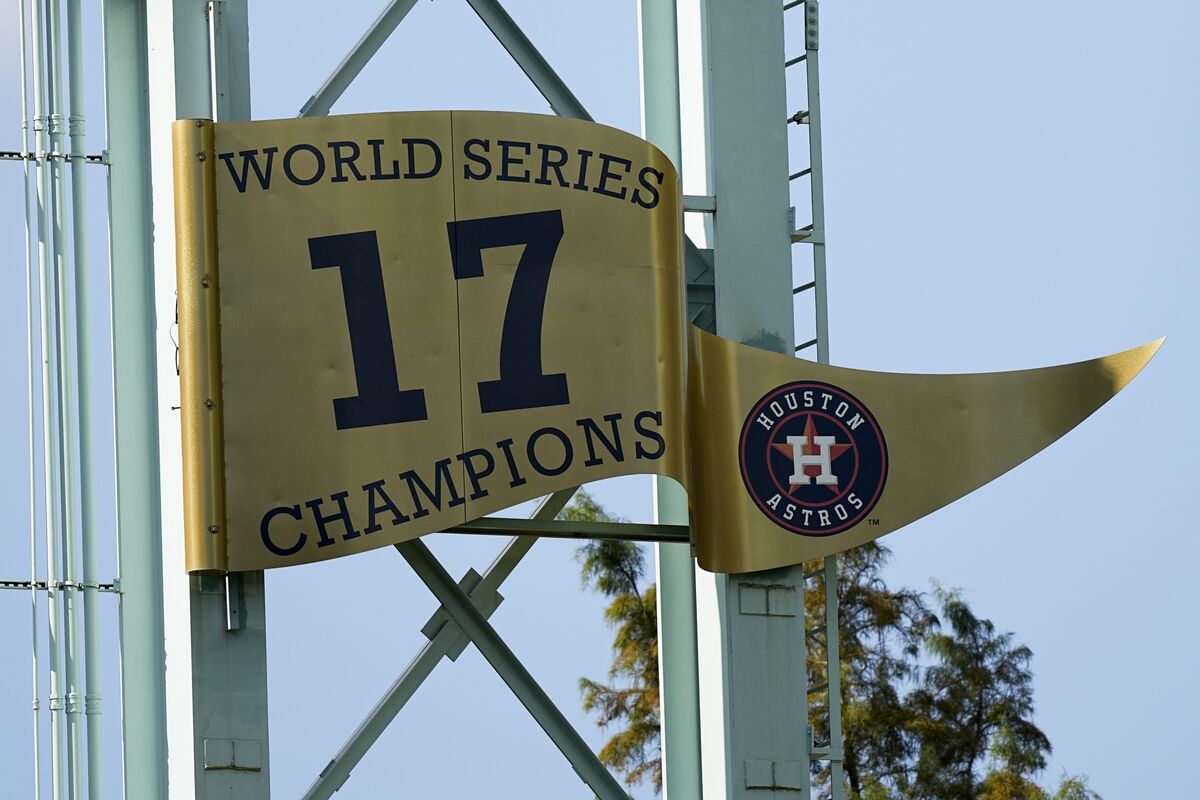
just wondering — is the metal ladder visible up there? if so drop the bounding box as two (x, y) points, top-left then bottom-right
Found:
(785, 1), (846, 798)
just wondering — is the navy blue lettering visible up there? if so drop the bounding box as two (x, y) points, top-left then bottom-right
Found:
(463, 138), (492, 180)
(527, 426), (573, 477)
(283, 142), (325, 186)
(219, 147), (277, 192)
(403, 138), (442, 179)
(309, 230), (428, 429)
(261, 504), (305, 557)
(305, 491), (360, 547)
(577, 413), (625, 467)
(362, 479), (409, 533)
(632, 166), (663, 209)
(399, 459), (465, 519)
(592, 152), (631, 200)
(457, 448), (496, 501)
(497, 140), (531, 183)
(495, 438), (528, 488)
(446, 211), (569, 412)
(328, 140), (366, 183)
(535, 144), (570, 187)
(368, 138), (401, 181)
(634, 410), (666, 460)
(572, 148), (593, 190)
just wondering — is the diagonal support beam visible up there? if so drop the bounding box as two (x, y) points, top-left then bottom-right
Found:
(294, 6), (692, 796)
(300, 489), (576, 800)
(464, 0), (592, 120)
(299, 0), (715, 326)
(298, 0), (422, 118)
(397, 536), (630, 800)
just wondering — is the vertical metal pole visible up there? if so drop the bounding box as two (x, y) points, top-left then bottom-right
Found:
(19, 0), (45, 796)
(688, 0), (812, 797)
(44, 0), (88, 794)
(804, 2), (830, 367)
(64, 0), (105, 792)
(31, 0), (66, 796)
(639, 2), (703, 797)
(102, 0), (170, 796)
(802, 4), (842, 795)
(149, 2), (271, 797)
(823, 557), (843, 798)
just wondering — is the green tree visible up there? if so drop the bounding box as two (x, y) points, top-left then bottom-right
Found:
(804, 543), (936, 799)
(571, 494), (1102, 799)
(906, 586), (1051, 799)
(569, 492), (662, 792)
(1049, 774), (1102, 800)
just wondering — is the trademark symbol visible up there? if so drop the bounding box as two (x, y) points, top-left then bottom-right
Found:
(867, 518), (880, 526)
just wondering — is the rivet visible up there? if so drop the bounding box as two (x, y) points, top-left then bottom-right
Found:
(197, 152), (206, 162)
(208, 525), (219, 534)
(205, 398), (214, 409)
(201, 277), (210, 288)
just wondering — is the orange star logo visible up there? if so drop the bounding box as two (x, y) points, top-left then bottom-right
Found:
(770, 415), (854, 496)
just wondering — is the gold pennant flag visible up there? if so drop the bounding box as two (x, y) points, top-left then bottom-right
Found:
(173, 110), (1159, 575)
(687, 329), (1161, 572)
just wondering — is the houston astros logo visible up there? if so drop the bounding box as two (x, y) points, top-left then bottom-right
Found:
(739, 381), (888, 536)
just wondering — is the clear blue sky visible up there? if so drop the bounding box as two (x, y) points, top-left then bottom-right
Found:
(0, 1), (1196, 798)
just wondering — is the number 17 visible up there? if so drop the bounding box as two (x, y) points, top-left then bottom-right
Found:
(308, 209), (571, 431)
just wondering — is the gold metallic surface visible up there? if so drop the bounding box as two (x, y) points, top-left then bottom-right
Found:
(687, 329), (1163, 573)
(199, 111), (684, 571)
(173, 120), (227, 573)
(175, 110), (1161, 575)
(449, 112), (688, 520)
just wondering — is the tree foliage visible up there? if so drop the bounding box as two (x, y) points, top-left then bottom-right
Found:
(804, 543), (937, 798)
(908, 586), (1051, 799)
(572, 493), (1100, 799)
(569, 492), (662, 792)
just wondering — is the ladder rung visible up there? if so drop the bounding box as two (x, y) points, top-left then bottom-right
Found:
(789, 167), (812, 181)
(784, 0), (806, 9)
(793, 280), (816, 295)
(795, 337), (818, 353)
(785, 53), (807, 68)
(807, 682), (828, 695)
(787, 110), (809, 125)
(806, 624), (826, 638)
(791, 224), (816, 244)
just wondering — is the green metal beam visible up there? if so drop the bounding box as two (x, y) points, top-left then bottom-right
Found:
(464, 0), (592, 120)
(102, 0), (170, 796)
(397, 536), (630, 800)
(445, 516), (689, 543)
(639, 2), (705, 797)
(301, 488), (577, 799)
(298, 0), (422, 118)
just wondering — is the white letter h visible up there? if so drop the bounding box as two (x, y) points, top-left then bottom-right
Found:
(787, 435), (838, 486)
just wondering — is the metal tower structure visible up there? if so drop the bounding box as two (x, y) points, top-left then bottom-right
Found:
(677, 1), (840, 797)
(6, 0), (842, 797)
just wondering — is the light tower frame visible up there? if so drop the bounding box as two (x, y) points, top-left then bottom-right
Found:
(16, 0), (842, 797)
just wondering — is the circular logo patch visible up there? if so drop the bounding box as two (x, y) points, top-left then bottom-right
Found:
(739, 381), (887, 536)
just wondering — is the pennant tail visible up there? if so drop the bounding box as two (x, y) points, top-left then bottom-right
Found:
(688, 328), (1163, 573)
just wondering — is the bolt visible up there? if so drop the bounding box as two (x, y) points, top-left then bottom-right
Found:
(205, 398), (214, 409)
(201, 277), (210, 288)
(195, 119), (204, 128)
(208, 525), (219, 534)
(197, 152), (206, 161)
